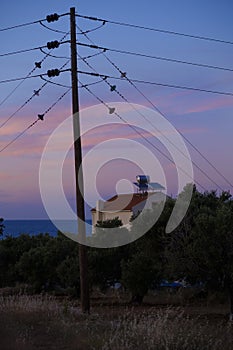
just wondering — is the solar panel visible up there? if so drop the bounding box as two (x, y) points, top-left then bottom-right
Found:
(133, 175), (165, 192)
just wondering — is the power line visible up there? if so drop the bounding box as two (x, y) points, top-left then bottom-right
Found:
(0, 19), (46, 32)
(39, 47), (70, 59)
(77, 70), (233, 98)
(6, 68), (233, 99)
(0, 13), (69, 32)
(0, 88), (71, 154)
(78, 53), (227, 192)
(76, 26), (232, 189)
(125, 88), (233, 191)
(102, 59), (233, 189)
(39, 19), (106, 35)
(130, 78), (233, 97)
(0, 78), (105, 154)
(40, 75), (103, 89)
(0, 40), (69, 58)
(39, 47), (105, 60)
(79, 79), (105, 88)
(0, 83), (46, 129)
(40, 76), (71, 88)
(0, 74), (34, 108)
(80, 81), (207, 192)
(76, 13), (233, 46)
(39, 21), (67, 34)
(82, 49), (107, 60)
(0, 119), (40, 154)
(40, 88), (71, 116)
(0, 68), (70, 84)
(0, 46), (46, 57)
(0, 61), (70, 129)
(77, 42), (233, 74)
(0, 32), (70, 107)
(76, 21), (106, 35)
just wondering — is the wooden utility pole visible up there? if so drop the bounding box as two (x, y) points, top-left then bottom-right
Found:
(70, 7), (90, 313)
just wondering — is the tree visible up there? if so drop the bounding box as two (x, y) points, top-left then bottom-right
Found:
(16, 233), (78, 292)
(121, 199), (175, 303)
(166, 188), (233, 317)
(96, 217), (123, 228)
(90, 217), (131, 247)
(88, 217), (130, 291)
(0, 218), (4, 236)
(56, 255), (80, 296)
(121, 253), (157, 304)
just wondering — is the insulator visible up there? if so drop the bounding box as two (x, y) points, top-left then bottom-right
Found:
(47, 69), (60, 77)
(46, 13), (59, 23)
(47, 40), (60, 50)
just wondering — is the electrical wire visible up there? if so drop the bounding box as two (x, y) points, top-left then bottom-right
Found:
(0, 61), (70, 129)
(77, 53), (227, 192)
(0, 79), (105, 155)
(77, 42), (233, 74)
(80, 81), (207, 192)
(76, 25), (232, 189)
(76, 21), (106, 35)
(130, 79), (233, 97)
(76, 13), (233, 46)
(0, 19), (47, 32)
(39, 47), (105, 61)
(82, 49), (107, 60)
(79, 79), (105, 88)
(39, 47), (70, 59)
(0, 40), (69, 58)
(40, 76), (71, 88)
(128, 81), (233, 189)
(0, 119), (40, 154)
(0, 32), (69, 107)
(0, 68), (70, 84)
(0, 46), (47, 57)
(104, 59), (233, 189)
(0, 83), (46, 129)
(41, 88), (71, 116)
(0, 13), (69, 32)
(0, 88), (71, 154)
(77, 70), (233, 98)
(0, 71), (35, 108)
(39, 21), (67, 34)
(39, 16), (106, 35)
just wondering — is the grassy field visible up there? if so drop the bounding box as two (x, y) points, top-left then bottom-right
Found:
(0, 292), (233, 350)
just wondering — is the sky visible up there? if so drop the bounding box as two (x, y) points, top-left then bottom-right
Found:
(0, 0), (233, 219)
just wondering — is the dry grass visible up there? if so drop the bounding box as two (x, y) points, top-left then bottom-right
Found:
(0, 295), (233, 349)
(101, 308), (233, 350)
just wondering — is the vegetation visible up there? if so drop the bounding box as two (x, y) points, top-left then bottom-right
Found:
(0, 217), (4, 236)
(165, 187), (233, 313)
(1, 295), (233, 350)
(0, 187), (233, 310)
(1, 187), (233, 348)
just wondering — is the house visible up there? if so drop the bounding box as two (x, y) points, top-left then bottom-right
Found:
(91, 191), (167, 228)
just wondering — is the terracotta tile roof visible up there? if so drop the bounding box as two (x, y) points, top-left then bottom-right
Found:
(91, 193), (155, 212)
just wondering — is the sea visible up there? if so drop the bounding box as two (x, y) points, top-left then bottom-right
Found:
(2, 219), (92, 238)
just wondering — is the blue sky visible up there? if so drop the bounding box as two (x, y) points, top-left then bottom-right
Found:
(0, 0), (233, 219)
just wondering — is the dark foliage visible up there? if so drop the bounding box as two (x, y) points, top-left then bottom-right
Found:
(0, 188), (233, 312)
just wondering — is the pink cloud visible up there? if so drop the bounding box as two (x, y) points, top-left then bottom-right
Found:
(81, 123), (206, 151)
(183, 96), (233, 114)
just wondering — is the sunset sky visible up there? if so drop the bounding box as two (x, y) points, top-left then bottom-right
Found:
(0, 0), (233, 219)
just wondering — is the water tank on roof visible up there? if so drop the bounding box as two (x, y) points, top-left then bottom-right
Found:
(136, 175), (150, 184)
